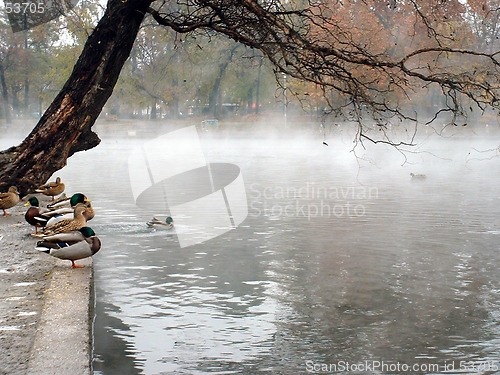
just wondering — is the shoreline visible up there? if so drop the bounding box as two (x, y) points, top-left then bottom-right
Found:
(0, 195), (93, 375)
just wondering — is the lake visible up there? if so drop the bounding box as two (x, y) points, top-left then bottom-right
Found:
(4, 121), (500, 374)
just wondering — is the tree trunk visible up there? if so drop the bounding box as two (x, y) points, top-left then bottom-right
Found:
(24, 78), (29, 115)
(150, 98), (157, 119)
(208, 70), (224, 118)
(246, 86), (253, 115)
(0, 0), (153, 195)
(24, 32), (29, 115)
(0, 62), (11, 124)
(171, 76), (179, 118)
(12, 85), (21, 114)
(255, 56), (263, 115)
(208, 47), (237, 118)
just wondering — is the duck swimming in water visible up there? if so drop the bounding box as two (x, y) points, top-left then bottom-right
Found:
(410, 173), (426, 180)
(147, 216), (174, 229)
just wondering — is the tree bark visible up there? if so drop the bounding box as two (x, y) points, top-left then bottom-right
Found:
(0, 0), (153, 195)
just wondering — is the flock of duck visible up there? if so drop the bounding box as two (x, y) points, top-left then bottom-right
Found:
(1, 171), (424, 266)
(0, 177), (100, 268)
(0, 177), (176, 267)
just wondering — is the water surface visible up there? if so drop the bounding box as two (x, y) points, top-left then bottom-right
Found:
(11, 122), (499, 375)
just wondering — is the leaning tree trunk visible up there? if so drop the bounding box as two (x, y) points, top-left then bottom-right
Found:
(0, 0), (153, 195)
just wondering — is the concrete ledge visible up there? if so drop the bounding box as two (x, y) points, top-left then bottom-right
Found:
(27, 257), (93, 375)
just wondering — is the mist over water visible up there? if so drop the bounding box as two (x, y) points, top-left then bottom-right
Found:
(3, 119), (500, 374)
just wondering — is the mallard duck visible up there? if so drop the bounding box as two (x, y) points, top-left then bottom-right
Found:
(38, 203), (88, 236)
(0, 186), (20, 216)
(82, 200), (95, 220)
(35, 177), (65, 201)
(410, 173), (426, 180)
(46, 200), (94, 227)
(35, 227), (101, 268)
(24, 197), (51, 234)
(46, 192), (87, 210)
(44, 193), (90, 218)
(147, 216), (174, 229)
(48, 193), (68, 207)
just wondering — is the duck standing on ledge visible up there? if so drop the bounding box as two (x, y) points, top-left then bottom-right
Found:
(46, 192), (86, 210)
(35, 177), (65, 202)
(0, 186), (20, 216)
(35, 227), (101, 268)
(147, 216), (174, 229)
(46, 199), (94, 227)
(25, 197), (51, 234)
(38, 203), (88, 236)
(47, 193), (67, 207)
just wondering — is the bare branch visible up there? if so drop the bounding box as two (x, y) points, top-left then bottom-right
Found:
(146, 0), (500, 144)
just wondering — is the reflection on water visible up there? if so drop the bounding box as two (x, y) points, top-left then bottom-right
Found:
(12, 123), (500, 374)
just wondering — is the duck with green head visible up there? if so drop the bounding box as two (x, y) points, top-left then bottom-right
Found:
(46, 199), (94, 227)
(25, 197), (51, 234)
(147, 216), (174, 229)
(410, 173), (426, 180)
(46, 193), (88, 212)
(35, 227), (101, 268)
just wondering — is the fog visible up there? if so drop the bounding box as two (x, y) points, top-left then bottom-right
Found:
(2, 117), (500, 374)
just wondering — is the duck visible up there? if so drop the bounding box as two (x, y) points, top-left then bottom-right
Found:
(47, 193), (68, 207)
(46, 200), (94, 227)
(147, 216), (174, 229)
(35, 177), (65, 201)
(24, 197), (51, 234)
(35, 227), (101, 268)
(44, 193), (90, 219)
(0, 234), (3, 241)
(0, 186), (21, 216)
(37, 203), (88, 236)
(410, 173), (426, 180)
(46, 192), (86, 210)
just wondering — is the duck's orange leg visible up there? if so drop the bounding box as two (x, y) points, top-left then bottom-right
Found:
(71, 260), (85, 268)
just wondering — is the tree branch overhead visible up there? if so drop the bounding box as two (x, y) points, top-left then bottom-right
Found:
(1, 0), (499, 192)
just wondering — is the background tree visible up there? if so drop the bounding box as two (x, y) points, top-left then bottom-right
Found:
(105, 27), (277, 119)
(0, 0), (498, 194)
